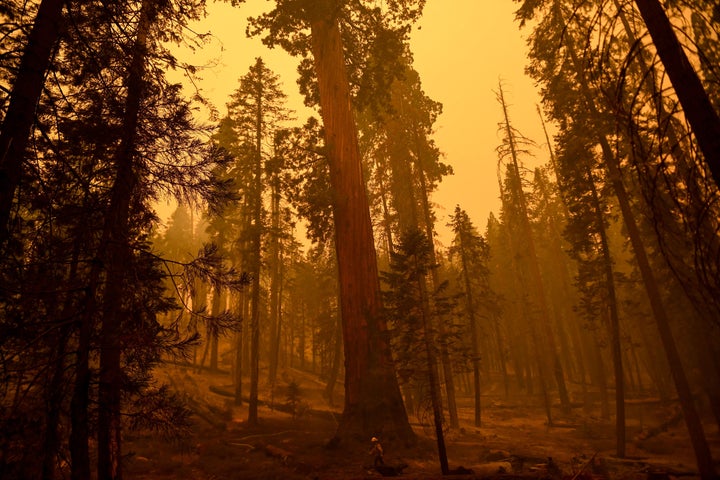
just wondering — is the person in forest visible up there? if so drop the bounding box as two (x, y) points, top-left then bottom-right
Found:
(369, 437), (384, 466)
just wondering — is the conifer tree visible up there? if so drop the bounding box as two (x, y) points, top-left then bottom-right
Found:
(448, 206), (492, 427)
(381, 228), (455, 473)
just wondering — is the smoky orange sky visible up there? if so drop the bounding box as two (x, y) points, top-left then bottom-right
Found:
(174, 0), (550, 244)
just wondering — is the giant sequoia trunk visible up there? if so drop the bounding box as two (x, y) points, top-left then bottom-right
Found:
(309, 14), (413, 442)
(0, 0), (65, 245)
(633, 0), (720, 186)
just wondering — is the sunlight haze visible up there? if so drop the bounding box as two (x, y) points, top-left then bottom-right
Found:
(175, 0), (549, 243)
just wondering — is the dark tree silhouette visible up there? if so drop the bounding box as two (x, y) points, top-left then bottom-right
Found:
(0, 0), (65, 245)
(633, 0), (720, 186)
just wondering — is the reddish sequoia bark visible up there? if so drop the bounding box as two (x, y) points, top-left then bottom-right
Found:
(309, 14), (413, 442)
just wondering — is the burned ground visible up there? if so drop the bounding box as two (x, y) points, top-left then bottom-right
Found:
(123, 365), (719, 480)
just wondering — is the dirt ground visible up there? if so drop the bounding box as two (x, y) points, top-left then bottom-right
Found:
(123, 366), (720, 480)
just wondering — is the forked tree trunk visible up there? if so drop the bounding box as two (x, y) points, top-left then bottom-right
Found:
(373, 156), (396, 258)
(309, 13), (413, 442)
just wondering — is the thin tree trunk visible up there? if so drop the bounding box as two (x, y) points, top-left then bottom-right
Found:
(309, 11), (413, 442)
(247, 73), (263, 426)
(414, 142), (459, 429)
(416, 266), (449, 475)
(44, 244), (84, 480)
(209, 289), (221, 372)
(492, 314), (510, 398)
(591, 331), (610, 419)
(587, 167), (626, 457)
(268, 163), (282, 385)
(43, 327), (70, 480)
(234, 293), (244, 405)
(70, 291), (93, 480)
(457, 223), (482, 427)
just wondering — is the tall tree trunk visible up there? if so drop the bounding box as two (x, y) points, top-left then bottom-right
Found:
(498, 84), (571, 415)
(43, 326), (70, 480)
(70, 286), (94, 480)
(414, 141), (459, 429)
(44, 243), (85, 480)
(309, 12), (413, 442)
(497, 180), (550, 419)
(492, 313), (510, 398)
(457, 224), (482, 427)
(416, 265), (449, 475)
(247, 74), (264, 426)
(0, 0), (65, 244)
(587, 168), (626, 458)
(633, 0), (720, 186)
(268, 166), (282, 385)
(539, 107), (591, 395)
(97, 2), (155, 478)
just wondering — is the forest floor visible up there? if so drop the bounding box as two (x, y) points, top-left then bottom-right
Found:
(123, 364), (720, 480)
